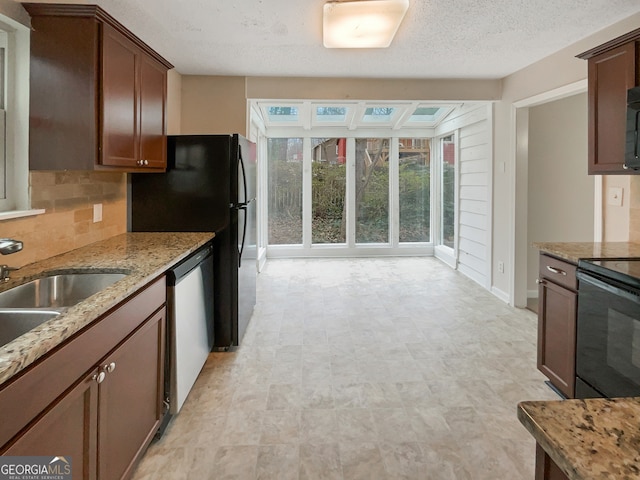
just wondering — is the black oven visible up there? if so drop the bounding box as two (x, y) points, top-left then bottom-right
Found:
(576, 259), (640, 398)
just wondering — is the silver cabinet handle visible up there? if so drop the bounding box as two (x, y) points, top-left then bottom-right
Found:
(536, 279), (546, 285)
(105, 362), (116, 373)
(93, 371), (106, 384)
(546, 265), (567, 275)
(143, 159), (149, 166)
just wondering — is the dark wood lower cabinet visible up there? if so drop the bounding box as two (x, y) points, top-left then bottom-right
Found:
(537, 254), (577, 398)
(0, 277), (166, 480)
(4, 373), (99, 479)
(100, 309), (165, 480)
(536, 444), (570, 480)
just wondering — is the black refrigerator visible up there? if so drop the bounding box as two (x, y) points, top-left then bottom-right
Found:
(129, 134), (257, 350)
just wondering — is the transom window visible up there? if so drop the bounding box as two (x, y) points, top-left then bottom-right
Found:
(256, 101), (456, 131)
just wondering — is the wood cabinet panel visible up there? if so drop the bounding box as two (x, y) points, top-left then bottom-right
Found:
(24, 4), (172, 172)
(537, 255), (577, 399)
(588, 42), (637, 173)
(139, 56), (167, 169)
(535, 444), (570, 480)
(0, 276), (165, 448)
(578, 28), (640, 174)
(102, 24), (139, 167)
(2, 371), (99, 480)
(99, 309), (165, 480)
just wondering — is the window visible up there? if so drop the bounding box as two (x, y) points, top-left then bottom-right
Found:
(312, 138), (346, 244)
(355, 138), (389, 244)
(0, 13), (30, 214)
(267, 138), (303, 245)
(399, 138), (430, 243)
(440, 135), (456, 249)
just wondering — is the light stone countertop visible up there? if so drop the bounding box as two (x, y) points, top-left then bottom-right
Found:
(533, 241), (640, 263)
(0, 232), (214, 385)
(518, 397), (640, 479)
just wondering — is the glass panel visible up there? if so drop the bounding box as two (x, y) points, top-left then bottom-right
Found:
(355, 138), (389, 243)
(362, 107), (395, 123)
(399, 138), (430, 242)
(441, 135), (455, 249)
(408, 106), (441, 122)
(266, 106), (299, 122)
(311, 138), (347, 244)
(316, 106), (347, 122)
(268, 138), (303, 244)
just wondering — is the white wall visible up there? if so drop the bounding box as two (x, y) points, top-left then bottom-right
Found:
(492, 12), (640, 303)
(526, 93), (593, 296)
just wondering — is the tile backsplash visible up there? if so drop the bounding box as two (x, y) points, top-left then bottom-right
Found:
(0, 171), (127, 267)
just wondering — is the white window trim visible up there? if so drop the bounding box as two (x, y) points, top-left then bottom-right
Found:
(0, 12), (35, 215)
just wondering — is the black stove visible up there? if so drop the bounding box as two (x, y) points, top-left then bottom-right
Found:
(578, 258), (640, 291)
(576, 257), (640, 399)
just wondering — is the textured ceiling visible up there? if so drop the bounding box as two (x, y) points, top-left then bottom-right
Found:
(21, 0), (640, 79)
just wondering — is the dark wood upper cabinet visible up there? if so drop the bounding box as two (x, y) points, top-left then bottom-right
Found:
(578, 29), (640, 174)
(24, 4), (173, 172)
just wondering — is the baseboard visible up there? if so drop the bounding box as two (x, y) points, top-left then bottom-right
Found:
(491, 286), (510, 304)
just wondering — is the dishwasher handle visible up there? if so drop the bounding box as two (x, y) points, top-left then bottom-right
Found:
(168, 244), (213, 285)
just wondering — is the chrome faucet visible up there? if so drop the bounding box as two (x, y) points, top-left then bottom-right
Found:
(0, 238), (22, 282)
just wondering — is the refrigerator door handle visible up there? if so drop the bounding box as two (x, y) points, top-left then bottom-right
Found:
(239, 145), (248, 206)
(238, 204), (247, 267)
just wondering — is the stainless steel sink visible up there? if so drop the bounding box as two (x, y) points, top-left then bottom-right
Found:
(0, 309), (61, 347)
(0, 272), (127, 309)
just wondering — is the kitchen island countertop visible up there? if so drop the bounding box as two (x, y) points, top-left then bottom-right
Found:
(518, 397), (640, 479)
(533, 241), (640, 263)
(0, 232), (214, 385)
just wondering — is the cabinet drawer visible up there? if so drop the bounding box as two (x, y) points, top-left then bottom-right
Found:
(539, 255), (577, 290)
(0, 275), (166, 447)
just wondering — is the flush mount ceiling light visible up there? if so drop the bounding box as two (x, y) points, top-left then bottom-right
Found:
(323, 0), (410, 49)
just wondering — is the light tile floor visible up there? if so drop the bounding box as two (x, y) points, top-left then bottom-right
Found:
(131, 257), (559, 480)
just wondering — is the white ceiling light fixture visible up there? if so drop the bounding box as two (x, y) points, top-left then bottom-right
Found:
(323, 0), (410, 49)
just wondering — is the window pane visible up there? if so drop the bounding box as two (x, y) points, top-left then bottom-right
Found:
(311, 138), (346, 244)
(441, 135), (455, 248)
(268, 138), (303, 244)
(316, 107), (347, 122)
(362, 107), (395, 123)
(399, 138), (430, 242)
(266, 106), (299, 122)
(356, 138), (389, 243)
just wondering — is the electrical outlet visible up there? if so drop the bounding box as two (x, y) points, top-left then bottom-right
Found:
(498, 261), (504, 273)
(93, 203), (103, 223)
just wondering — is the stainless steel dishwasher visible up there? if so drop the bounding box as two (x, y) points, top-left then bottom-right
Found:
(160, 244), (214, 433)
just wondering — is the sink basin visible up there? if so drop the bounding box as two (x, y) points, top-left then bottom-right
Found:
(0, 272), (127, 309)
(0, 309), (60, 347)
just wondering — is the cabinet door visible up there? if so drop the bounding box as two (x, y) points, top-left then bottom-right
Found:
(2, 372), (99, 480)
(102, 24), (139, 168)
(98, 309), (165, 480)
(587, 41), (637, 174)
(139, 55), (167, 169)
(535, 444), (569, 480)
(538, 279), (577, 398)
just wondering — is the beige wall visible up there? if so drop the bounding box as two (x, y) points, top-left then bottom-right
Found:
(526, 93), (593, 293)
(166, 69), (182, 135)
(245, 77), (501, 101)
(180, 76), (247, 135)
(493, 11), (640, 300)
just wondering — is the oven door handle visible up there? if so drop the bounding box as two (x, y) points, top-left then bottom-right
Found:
(577, 271), (640, 304)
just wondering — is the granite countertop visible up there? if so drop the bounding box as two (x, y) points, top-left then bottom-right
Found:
(533, 241), (640, 263)
(0, 232), (214, 385)
(518, 398), (640, 479)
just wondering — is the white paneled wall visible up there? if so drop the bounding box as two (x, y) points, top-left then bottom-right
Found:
(438, 104), (492, 289)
